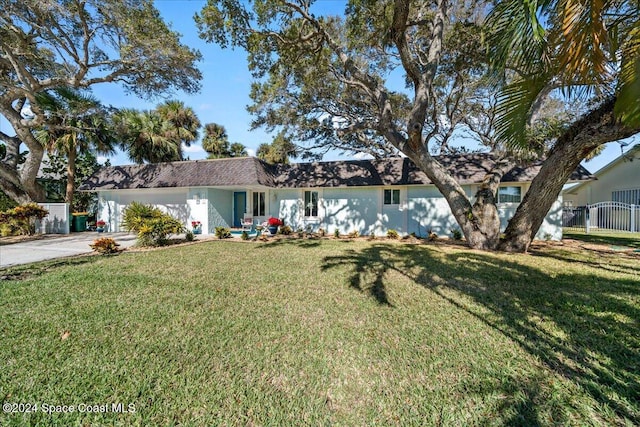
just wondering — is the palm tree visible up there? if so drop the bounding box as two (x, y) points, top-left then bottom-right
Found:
(229, 142), (248, 157)
(256, 132), (298, 164)
(155, 100), (201, 153)
(202, 122), (231, 158)
(34, 88), (116, 205)
(116, 109), (182, 163)
(117, 101), (201, 164)
(486, 0), (640, 146)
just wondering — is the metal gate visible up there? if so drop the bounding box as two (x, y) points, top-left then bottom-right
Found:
(562, 202), (639, 233)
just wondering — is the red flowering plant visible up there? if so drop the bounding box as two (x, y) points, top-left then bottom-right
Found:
(267, 217), (283, 227)
(191, 221), (201, 228)
(96, 220), (106, 227)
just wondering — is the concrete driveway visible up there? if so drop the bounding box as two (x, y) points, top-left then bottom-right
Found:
(0, 233), (138, 268)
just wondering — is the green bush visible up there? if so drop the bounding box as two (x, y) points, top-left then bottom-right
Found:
(185, 231), (195, 242)
(0, 203), (49, 236)
(387, 229), (399, 239)
(347, 230), (360, 238)
(240, 230), (249, 240)
(121, 202), (158, 232)
(0, 191), (17, 212)
(333, 229), (340, 238)
(215, 226), (231, 239)
(121, 202), (184, 246)
(450, 228), (463, 240)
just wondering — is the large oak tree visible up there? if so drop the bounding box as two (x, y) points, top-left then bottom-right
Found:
(0, 0), (202, 203)
(196, 0), (639, 252)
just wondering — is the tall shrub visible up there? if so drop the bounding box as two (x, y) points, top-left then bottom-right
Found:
(121, 202), (183, 246)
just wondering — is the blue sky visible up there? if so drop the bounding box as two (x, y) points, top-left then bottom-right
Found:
(1, 0), (637, 175)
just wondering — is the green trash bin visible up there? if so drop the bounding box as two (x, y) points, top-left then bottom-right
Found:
(72, 214), (88, 232)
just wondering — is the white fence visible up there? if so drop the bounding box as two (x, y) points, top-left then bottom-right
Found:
(562, 202), (639, 233)
(36, 203), (70, 234)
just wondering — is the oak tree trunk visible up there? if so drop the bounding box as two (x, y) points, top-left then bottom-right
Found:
(406, 148), (505, 250)
(0, 105), (46, 203)
(500, 98), (639, 252)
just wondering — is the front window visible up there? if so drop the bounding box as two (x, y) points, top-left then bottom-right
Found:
(252, 192), (266, 216)
(384, 189), (400, 205)
(304, 191), (318, 217)
(498, 186), (522, 203)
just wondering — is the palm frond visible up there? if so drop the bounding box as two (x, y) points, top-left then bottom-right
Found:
(494, 75), (549, 149)
(614, 20), (640, 126)
(555, 0), (612, 89)
(485, 0), (551, 75)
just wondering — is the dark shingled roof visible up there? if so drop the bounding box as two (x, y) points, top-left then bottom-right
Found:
(79, 157), (277, 190)
(79, 154), (593, 191)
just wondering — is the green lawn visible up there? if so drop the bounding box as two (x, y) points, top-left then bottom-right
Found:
(1, 238), (638, 426)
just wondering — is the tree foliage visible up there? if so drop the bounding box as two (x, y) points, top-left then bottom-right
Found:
(256, 132), (299, 164)
(195, 0), (520, 250)
(33, 88), (116, 206)
(116, 100), (201, 164)
(40, 151), (107, 213)
(121, 201), (184, 246)
(202, 122), (248, 159)
(486, 0), (640, 147)
(485, 0), (640, 251)
(0, 0), (202, 203)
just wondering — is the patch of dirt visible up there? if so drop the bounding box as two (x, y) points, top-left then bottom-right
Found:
(530, 238), (640, 258)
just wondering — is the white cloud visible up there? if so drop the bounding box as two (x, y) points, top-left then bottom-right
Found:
(183, 143), (206, 154)
(96, 156), (109, 165)
(198, 103), (213, 111)
(246, 148), (256, 157)
(352, 152), (374, 160)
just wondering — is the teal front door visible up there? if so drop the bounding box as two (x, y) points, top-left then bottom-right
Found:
(233, 192), (246, 227)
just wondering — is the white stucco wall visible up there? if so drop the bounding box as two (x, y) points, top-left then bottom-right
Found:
(95, 181), (564, 240)
(98, 188), (203, 233)
(407, 186), (458, 237)
(322, 187), (379, 235)
(565, 153), (640, 206)
(272, 189), (301, 229)
(207, 188), (232, 232)
(272, 184), (563, 240)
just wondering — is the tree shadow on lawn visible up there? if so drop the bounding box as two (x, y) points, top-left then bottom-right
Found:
(0, 254), (102, 282)
(322, 243), (640, 424)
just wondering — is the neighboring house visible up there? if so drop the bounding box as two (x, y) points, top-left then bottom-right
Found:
(563, 144), (640, 206)
(79, 154), (592, 240)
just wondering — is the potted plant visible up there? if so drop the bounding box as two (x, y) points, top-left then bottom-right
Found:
(191, 220), (202, 234)
(267, 217), (283, 235)
(96, 220), (106, 233)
